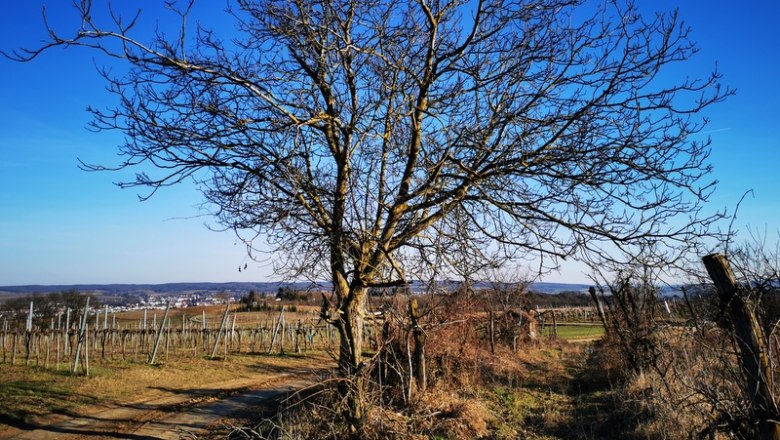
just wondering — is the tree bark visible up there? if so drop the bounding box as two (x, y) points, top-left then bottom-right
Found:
(703, 253), (780, 440)
(335, 286), (367, 432)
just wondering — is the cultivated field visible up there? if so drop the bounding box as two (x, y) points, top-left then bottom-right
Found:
(0, 298), (611, 439)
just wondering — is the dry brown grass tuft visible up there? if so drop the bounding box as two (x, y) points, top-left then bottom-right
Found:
(429, 394), (495, 439)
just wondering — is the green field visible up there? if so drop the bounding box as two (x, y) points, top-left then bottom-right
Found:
(543, 322), (605, 341)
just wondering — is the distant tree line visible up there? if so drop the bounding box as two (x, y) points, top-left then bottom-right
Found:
(526, 291), (593, 308)
(1, 289), (99, 329)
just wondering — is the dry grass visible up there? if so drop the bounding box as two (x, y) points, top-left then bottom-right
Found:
(0, 350), (333, 429)
(587, 325), (756, 439)
(252, 334), (614, 440)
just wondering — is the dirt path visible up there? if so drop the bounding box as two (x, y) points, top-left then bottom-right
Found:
(501, 344), (620, 439)
(1, 373), (322, 440)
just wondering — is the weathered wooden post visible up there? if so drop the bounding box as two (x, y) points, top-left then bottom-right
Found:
(149, 301), (171, 364)
(84, 322), (89, 377)
(142, 308), (148, 353)
(164, 316), (170, 361)
(294, 321), (301, 353)
(101, 304), (108, 360)
(409, 298), (427, 395)
(11, 331), (18, 365)
(55, 313), (62, 368)
(211, 303), (231, 359)
(703, 253), (780, 440)
(280, 316), (286, 354)
(111, 313), (117, 359)
(201, 310), (207, 353)
(230, 314), (237, 353)
(121, 328), (127, 360)
(64, 308), (71, 357)
(268, 306), (286, 355)
(44, 331), (50, 369)
(588, 287), (609, 333)
(27, 300), (34, 331)
(488, 310), (495, 354)
(2, 317), (7, 363)
(72, 297), (90, 374)
(25, 300), (33, 365)
(535, 305), (545, 335)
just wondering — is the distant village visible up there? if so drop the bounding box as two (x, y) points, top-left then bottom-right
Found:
(0, 281), (597, 323)
(0, 283), (330, 324)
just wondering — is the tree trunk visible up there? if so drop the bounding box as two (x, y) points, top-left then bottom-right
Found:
(702, 253), (780, 440)
(336, 287), (367, 432)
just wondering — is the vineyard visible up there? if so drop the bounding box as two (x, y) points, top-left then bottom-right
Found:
(0, 301), (350, 375)
(1, 292), (701, 374)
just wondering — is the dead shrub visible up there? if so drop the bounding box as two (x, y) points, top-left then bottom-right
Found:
(245, 288), (540, 439)
(599, 325), (752, 439)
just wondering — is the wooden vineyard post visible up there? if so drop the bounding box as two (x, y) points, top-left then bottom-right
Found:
(268, 306), (286, 355)
(294, 321), (301, 353)
(55, 313), (61, 369)
(588, 287), (609, 333)
(44, 331), (50, 369)
(535, 305), (544, 335)
(72, 297), (90, 374)
(64, 308), (71, 358)
(84, 323), (89, 377)
(11, 331), (18, 364)
(201, 310), (207, 353)
(2, 318), (7, 363)
(34, 331), (39, 366)
(25, 300), (33, 366)
(111, 313), (117, 360)
(132, 325), (139, 361)
(149, 301), (171, 364)
(224, 321), (229, 361)
(409, 298), (427, 395)
(703, 253), (780, 440)
(280, 317), (286, 354)
(92, 314), (99, 355)
(211, 303), (231, 359)
(101, 304), (108, 360)
(230, 314), (237, 353)
(165, 318), (170, 361)
(142, 309), (148, 354)
(180, 313), (185, 356)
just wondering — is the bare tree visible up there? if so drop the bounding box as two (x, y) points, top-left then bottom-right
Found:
(589, 263), (663, 376)
(6, 0), (729, 427)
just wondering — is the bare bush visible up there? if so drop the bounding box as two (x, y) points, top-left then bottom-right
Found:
(590, 241), (780, 439)
(589, 269), (663, 379)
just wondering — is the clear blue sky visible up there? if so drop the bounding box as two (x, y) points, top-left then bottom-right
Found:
(1, 1), (778, 286)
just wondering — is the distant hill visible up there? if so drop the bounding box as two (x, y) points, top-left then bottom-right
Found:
(0, 281), (325, 297)
(0, 281), (687, 306)
(0, 280), (592, 298)
(528, 282), (591, 294)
